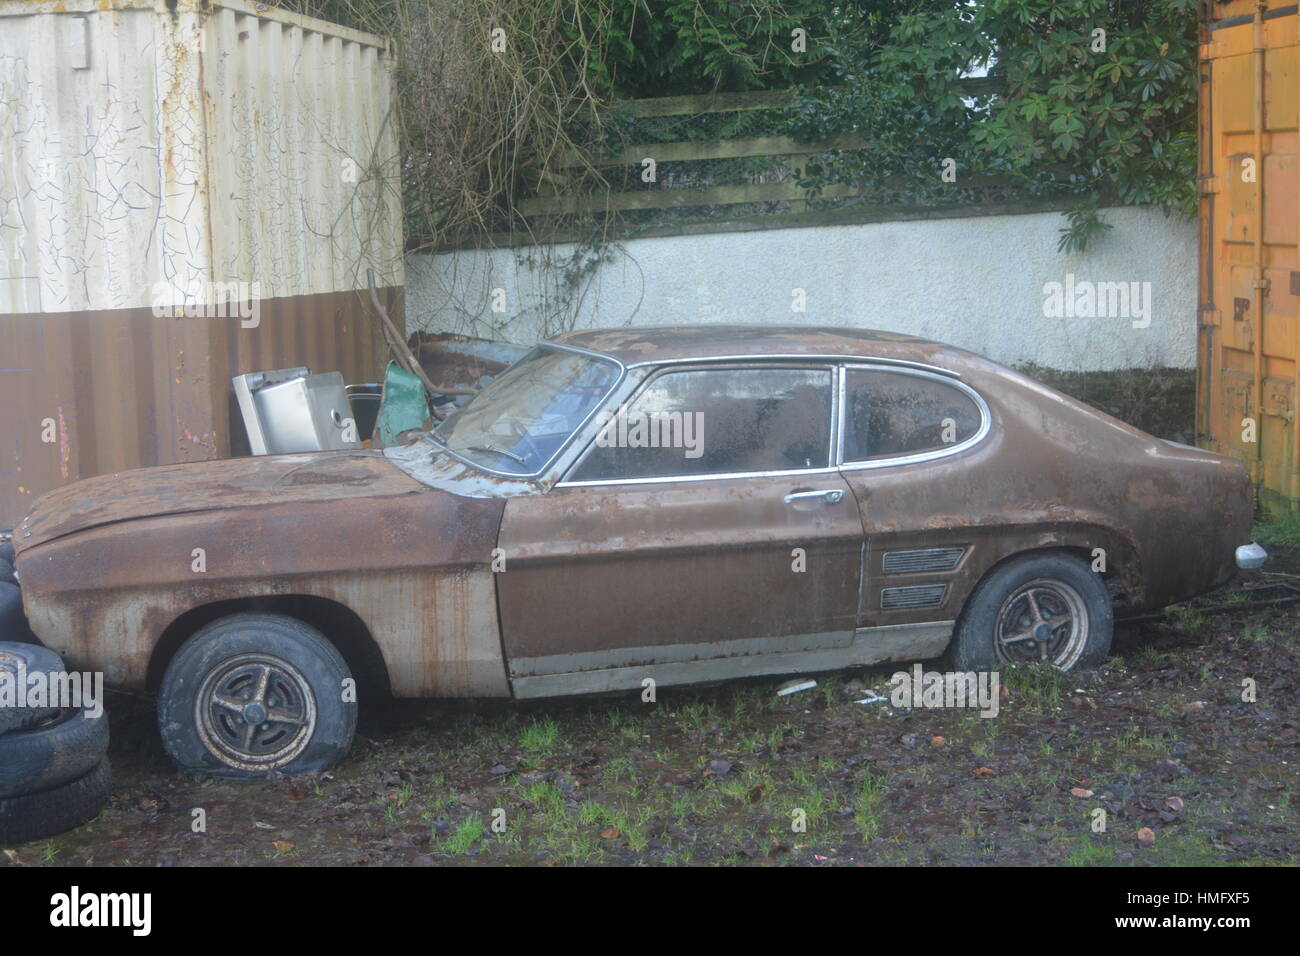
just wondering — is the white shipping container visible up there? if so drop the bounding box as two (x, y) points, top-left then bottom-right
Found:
(0, 0), (404, 527)
(0, 0), (403, 314)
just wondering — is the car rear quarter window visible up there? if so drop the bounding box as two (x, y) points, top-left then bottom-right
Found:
(570, 366), (832, 481)
(842, 368), (982, 463)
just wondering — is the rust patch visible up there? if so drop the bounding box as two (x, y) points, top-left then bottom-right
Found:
(17, 463), (508, 697)
(15, 451), (417, 550)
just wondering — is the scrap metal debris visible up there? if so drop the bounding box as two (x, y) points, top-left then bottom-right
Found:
(854, 690), (888, 705)
(777, 678), (817, 696)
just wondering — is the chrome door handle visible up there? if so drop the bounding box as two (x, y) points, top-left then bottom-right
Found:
(784, 489), (845, 505)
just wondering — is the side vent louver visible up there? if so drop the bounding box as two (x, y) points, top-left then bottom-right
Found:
(880, 584), (948, 610)
(882, 547), (966, 575)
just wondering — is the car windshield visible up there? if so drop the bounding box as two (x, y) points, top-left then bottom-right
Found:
(431, 345), (620, 475)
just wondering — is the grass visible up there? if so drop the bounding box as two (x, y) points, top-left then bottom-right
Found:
(1064, 840), (1116, 867)
(521, 781), (566, 817)
(1166, 604), (1209, 635)
(386, 658), (1292, 864)
(445, 817), (486, 855)
(1254, 509), (1300, 550)
(854, 768), (888, 841)
(519, 717), (559, 753)
(1001, 663), (1067, 708)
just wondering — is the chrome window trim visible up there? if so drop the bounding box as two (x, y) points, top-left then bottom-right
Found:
(623, 352), (960, 378)
(431, 342), (626, 481)
(829, 364), (843, 468)
(559, 465), (841, 489)
(556, 361), (838, 488)
(836, 363), (992, 471)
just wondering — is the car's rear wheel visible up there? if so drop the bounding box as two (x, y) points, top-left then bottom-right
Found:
(950, 552), (1112, 673)
(158, 613), (356, 778)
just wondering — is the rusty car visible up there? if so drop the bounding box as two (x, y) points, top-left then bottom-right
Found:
(12, 326), (1265, 776)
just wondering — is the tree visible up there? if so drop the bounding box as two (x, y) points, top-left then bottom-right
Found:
(788, 0), (1199, 250)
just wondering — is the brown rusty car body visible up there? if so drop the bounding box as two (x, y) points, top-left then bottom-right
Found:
(14, 326), (1257, 713)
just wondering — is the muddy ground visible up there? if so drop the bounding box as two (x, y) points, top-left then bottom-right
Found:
(4, 547), (1297, 867)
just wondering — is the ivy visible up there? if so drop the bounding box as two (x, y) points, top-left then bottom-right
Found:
(788, 0), (1200, 250)
(587, 0), (850, 97)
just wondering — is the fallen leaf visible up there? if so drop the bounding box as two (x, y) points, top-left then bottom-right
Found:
(272, 840), (294, 854)
(930, 735), (946, 746)
(1136, 827), (1156, 846)
(975, 767), (997, 776)
(599, 827), (620, 840)
(1070, 787), (1095, 798)
(285, 783), (307, 802)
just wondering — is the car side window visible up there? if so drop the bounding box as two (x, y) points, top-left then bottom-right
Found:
(842, 368), (982, 462)
(570, 366), (832, 481)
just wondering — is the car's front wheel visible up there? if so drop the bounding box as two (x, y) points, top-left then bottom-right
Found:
(158, 613), (356, 778)
(949, 552), (1112, 673)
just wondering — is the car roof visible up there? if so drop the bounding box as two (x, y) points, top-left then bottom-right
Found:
(548, 325), (990, 373)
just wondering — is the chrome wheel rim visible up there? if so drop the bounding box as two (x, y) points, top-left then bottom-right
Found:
(994, 578), (1089, 670)
(195, 653), (316, 770)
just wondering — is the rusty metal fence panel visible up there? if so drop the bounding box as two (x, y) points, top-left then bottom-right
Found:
(1200, 0), (1300, 507)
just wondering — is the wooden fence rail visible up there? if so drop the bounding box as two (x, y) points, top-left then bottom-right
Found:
(521, 80), (1009, 220)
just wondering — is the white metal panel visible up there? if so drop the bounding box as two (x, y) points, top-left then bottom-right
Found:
(0, 5), (166, 313)
(201, 1), (403, 301)
(0, 0), (402, 316)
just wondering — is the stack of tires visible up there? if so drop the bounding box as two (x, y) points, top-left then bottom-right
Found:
(0, 643), (112, 845)
(0, 538), (39, 645)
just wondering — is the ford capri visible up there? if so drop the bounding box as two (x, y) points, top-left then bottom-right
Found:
(12, 326), (1263, 776)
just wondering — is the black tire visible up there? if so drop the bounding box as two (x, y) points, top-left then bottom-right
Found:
(0, 707), (110, 798)
(0, 558), (13, 585)
(0, 583), (38, 645)
(0, 541), (13, 566)
(158, 613), (356, 778)
(0, 758), (111, 845)
(949, 551), (1113, 673)
(0, 642), (64, 735)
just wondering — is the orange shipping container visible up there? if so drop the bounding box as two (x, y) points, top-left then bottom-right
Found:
(1200, 0), (1300, 508)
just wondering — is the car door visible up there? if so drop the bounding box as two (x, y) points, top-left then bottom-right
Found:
(835, 364), (993, 630)
(495, 363), (864, 696)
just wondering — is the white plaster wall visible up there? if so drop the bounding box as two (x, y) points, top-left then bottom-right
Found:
(407, 205), (1198, 371)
